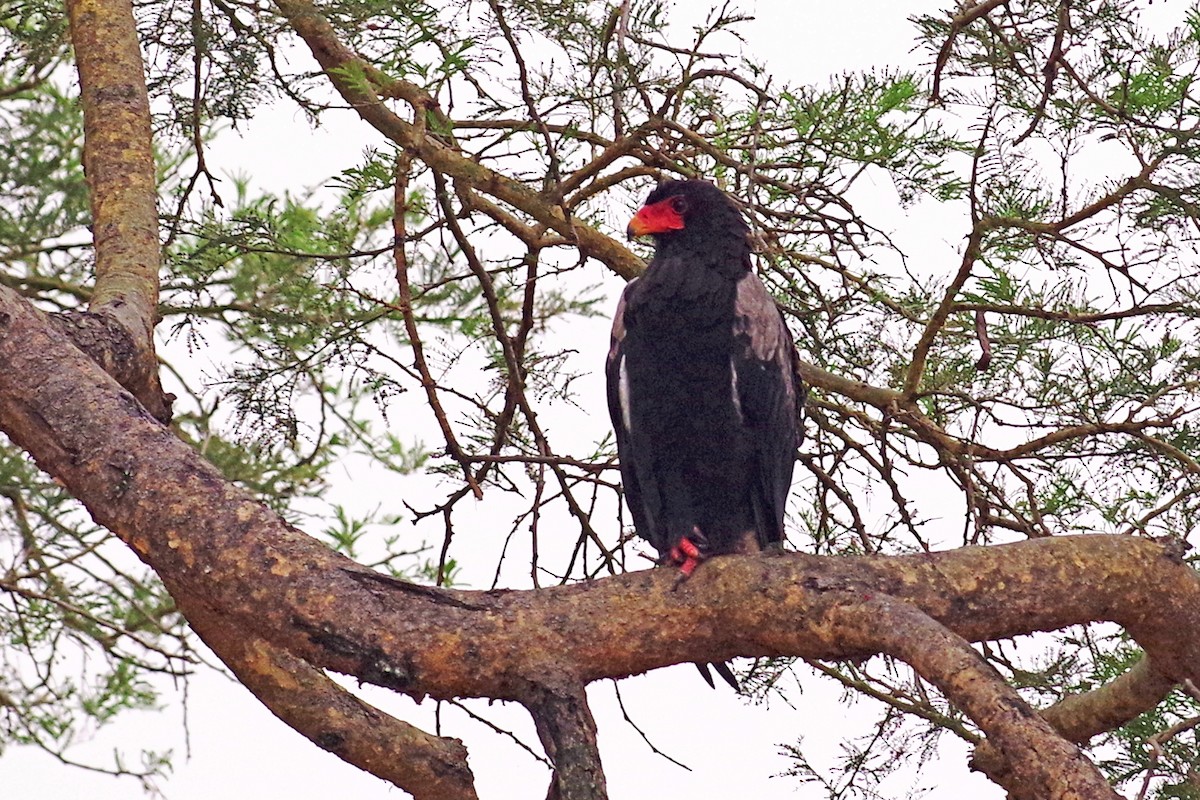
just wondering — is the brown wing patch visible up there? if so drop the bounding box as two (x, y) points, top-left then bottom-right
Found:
(608, 278), (635, 365)
(733, 272), (788, 365)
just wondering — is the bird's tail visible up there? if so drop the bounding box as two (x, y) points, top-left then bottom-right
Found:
(694, 661), (740, 691)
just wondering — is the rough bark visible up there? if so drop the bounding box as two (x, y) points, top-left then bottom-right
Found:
(32, 0), (1198, 796)
(522, 680), (607, 800)
(65, 0), (171, 422)
(971, 656), (1177, 791)
(58, 0), (480, 790)
(2, 282), (1199, 797)
(48, 310), (172, 421)
(832, 596), (1120, 800)
(184, 597), (478, 800)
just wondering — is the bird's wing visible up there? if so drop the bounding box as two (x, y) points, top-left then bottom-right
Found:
(731, 271), (802, 548)
(606, 279), (661, 552)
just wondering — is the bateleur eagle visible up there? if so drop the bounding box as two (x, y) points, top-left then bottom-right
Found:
(607, 179), (804, 688)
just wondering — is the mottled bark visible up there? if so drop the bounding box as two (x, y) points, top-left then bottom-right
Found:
(65, 0), (171, 421)
(522, 680), (607, 800)
(832, 596), (1120, 800)
(2, 282), (1199, 797)
(184, 597), (478, 800)
(33, 0), (1199, 797)
(972, 656), (1177, 791)
(48, 311), (171, 421)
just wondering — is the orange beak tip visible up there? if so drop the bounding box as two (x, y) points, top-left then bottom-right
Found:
(626, 215), (648, 240)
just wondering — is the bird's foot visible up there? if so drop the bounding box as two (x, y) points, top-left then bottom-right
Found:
(667, 527), (708, 585)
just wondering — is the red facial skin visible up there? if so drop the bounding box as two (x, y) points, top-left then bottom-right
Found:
(626, 197), (686, 238)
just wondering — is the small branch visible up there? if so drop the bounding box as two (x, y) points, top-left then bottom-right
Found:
(931, 0), (1012, 102)
(806, 658), (980, 744)
(903, 208), (986, 398)
(522, 680), (607, 800)
(443, 699), (550, 766)
(1013, 0), (1071, 145)
(434, 176), (617, 573)
(393, 154), (483, 499)
(272, 0), (645, 280)
(1134, 695), (1200, 800)
(487, 0), (565, 200)
(952, 300), (1190, 324)
(610, 680), (693, 771)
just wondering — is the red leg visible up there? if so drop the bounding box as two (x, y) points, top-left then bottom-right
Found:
(666, 527), (707, 580)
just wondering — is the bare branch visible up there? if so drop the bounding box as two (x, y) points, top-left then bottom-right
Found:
(831, 595), (1121, 799)
(186, 599), (479, 800)
(393, 154), (484, 499)
(931, 0), (1013, 102)
(973, 656), (1177, 784)
(522, 680), (607, 800)
(272, 0), (645, 280)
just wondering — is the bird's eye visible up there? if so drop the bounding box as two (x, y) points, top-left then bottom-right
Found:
(670, 196), (688, 214)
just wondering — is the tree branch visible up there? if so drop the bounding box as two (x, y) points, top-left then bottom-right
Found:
(972, 655), (1177, 787)
(831, 594), (1120, 799)
(393, 154), (483, 500)
(931, 0), (1012, 102)
(3, 283), (1199, 795)
(184, 597), (478, 800)
(272, 0), (645, 280)
(522, 680), (607, 800)
(64, 0), (172, 421)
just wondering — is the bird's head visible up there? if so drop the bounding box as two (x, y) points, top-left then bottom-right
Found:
(626, 179), (748, 243)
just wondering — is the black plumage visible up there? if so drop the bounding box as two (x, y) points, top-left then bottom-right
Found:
(606, 179), (804, 687)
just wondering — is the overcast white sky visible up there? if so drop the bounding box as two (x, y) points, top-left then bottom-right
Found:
(10, 0), (1186, 797)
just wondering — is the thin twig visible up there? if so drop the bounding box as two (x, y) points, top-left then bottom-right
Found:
(392, 154), (483, 500)
(931, 0), (1012, 102)
(610, 680), (693, 771)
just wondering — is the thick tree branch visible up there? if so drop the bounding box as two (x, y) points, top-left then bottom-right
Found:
(522, 680), (607, 800)
(3, 284), (1200, 793)
(3, 282), (1200, 688)
(183, 598), (478, 800)
(972, 656), (1177, 786)
(1035, 656), (1178, 743)
(64, 0), (172, 422)
(832, 595), (1120, 799)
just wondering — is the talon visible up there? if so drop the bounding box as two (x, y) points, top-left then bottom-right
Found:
(676, 537), (701, 560)
(667, 528), (708, 584)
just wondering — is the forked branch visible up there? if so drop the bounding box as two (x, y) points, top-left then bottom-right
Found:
(831, 595), (1120, 799)
(972, 656), (1177, 788)
(185, 596), (478, 800)
(65, 0), (171, 421)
